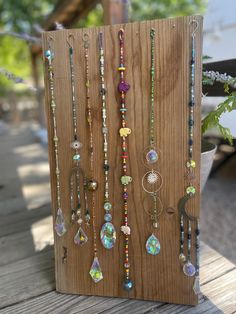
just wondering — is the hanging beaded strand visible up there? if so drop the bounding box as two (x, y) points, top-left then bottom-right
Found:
(83, 33), (103, 283)
(99, 32), (116, 250)
(142, 28), (163, 256)
(45, 38), (66, 237)
(118, 28), (133, 291)
(67, 34), (88, 247)
(178, 19), (200, 295)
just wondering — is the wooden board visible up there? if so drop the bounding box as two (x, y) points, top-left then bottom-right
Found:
(42, 15), (203, 305)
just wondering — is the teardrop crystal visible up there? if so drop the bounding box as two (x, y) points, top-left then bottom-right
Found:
(100, 222), (116, 249)
(54, 208), (66, 236)
(89, 257), (103, 283)
(193, 276), (201, 294)
(146, 234), (161, 255)
(74, 227), (88, 246)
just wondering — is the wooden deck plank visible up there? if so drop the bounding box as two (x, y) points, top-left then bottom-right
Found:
(0, 243), (235, 313)
(0, 250), (54, 309)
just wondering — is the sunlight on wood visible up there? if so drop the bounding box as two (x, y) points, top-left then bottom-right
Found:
(31, 216), (54, 251)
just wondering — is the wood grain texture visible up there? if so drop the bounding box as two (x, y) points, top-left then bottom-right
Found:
(1, 243), (235, 313)
(42, 15), (203, 305)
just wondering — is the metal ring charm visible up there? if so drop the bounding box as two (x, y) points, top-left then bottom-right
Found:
(142, 170), (163, 194)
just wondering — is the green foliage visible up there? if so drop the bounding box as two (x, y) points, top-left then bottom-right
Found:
(0, 35), (30, 95)
(0, 0), (57, 33)
(201, 91), (236, 145)
(130, 0), (207, 20)
(76, 4), (103, 28)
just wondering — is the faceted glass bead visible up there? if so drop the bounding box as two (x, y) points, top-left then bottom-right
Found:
(186, 185), (196, 195)
(54, 208), (66, 236)
(104, 213), (112, 222)
(183, 262), (196, 277)
(73, 154), (81, 161)
(100, 222), (116, 249)
(179, 253), (187, 263)
(74, 227), (88, 246)
(186, 159), (196, 168)
(104, 202), (112, 211)
(193, 276), (201, 295)
(146, 234), (161, 255)
(123, 279), (133, 291)
(89, 257), (103, 283)
(45, 50), (52, 60)
(146, 149), (158, 164)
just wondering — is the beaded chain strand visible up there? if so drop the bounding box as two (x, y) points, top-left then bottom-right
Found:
(118, 29), (133, 291)
(83, 33), (103, 283)
(99, 32), (116, 250)
(45, 39), (67, 237)
(178, 19), (200, 296)
(67, 34), (88, 247)
(142, 28), (163, 256)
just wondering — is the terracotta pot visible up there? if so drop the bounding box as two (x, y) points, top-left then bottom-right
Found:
(200, 140), (217, 192)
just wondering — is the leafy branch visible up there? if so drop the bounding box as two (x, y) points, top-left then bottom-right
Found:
(201, 89), (236, 145)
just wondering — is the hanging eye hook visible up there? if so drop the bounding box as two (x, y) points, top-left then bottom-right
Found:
(189, 19), (199, 37)
(67, 33), (74, 48)
(119, 28), (124, 41)
(83, 33), (89, 48)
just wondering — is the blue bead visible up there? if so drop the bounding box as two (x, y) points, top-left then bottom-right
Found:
(104, 213), (112, 222)
(189, 139), (193, 145)
(123, 279), (133, 291)
(189, 119), (194, 126)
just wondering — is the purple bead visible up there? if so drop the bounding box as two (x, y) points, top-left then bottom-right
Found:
(123, 192), (128, 199)
(118, 81), (130, 93)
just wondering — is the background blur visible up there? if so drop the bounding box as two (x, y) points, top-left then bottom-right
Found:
(0, 0), (235, 282)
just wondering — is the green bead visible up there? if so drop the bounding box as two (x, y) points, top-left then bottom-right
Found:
(186, 186), (196, 195)
(186, 159), (196, 168)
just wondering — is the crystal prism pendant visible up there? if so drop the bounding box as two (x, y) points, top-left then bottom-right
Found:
(100, 222), (116, 249)
(54, 208), (66, 236)
(74, 227), (88, 246)
(183, 261), (196, 277)
(89, 257), (103, 283)
(146, 234), (161, 255)
(193, 276), (201, 295)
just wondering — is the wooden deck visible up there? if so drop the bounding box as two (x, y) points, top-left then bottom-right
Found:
(0, 124), (236, 313)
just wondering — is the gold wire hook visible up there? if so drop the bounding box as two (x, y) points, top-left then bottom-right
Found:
(189, 19), (199, 37)
(83, 33), (89, 48)
(67, 33), (74, 48)
(119, 28), (124, 41)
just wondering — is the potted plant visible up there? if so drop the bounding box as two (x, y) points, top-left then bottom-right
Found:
(200, 69), (236, 190)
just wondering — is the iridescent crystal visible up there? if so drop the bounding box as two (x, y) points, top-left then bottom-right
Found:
(183, 262), (196, 277)
(100, 222), (116, 249)
(193, 276), (201, 295)
(55, 208), (66, 236)
(74, 227), (88, 246)
(146, 149), (158, 163)
(146, 234), (161, 255)
(89, 257), (103, 283)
